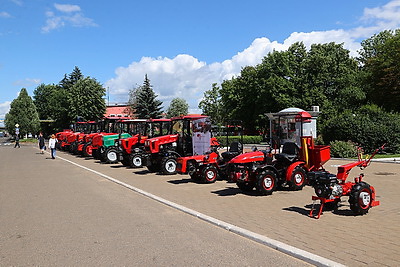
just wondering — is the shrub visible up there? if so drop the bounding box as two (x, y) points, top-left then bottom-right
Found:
(216, 135), (263, 147)
(329, 140), (358, 158)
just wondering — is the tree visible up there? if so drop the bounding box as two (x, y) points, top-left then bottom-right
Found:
(166, 98), (189, 118)
(67, 77), (106, 121)
(199, 83), (224, 125)
(359, 29), (400, 112)
(5, 88), (40, 136)
(131, 75), (163, 119)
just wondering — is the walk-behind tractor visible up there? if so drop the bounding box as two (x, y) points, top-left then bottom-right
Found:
(308, 145), (385, 219)
(143, 115), (219, 175)
(118, 118), (172, 168)
(229, 110), (331, 195)
(176, 122), (243, 183)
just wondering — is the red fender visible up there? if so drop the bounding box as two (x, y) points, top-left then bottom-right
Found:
(285, 161), (306, 182)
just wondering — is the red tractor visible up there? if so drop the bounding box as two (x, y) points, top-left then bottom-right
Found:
(118, 118), (172, 168)
(176, 123), (243, 183)
(143, 115), (219, 175)
(308, 145), (384, 219)
(229, 136), (330, 195)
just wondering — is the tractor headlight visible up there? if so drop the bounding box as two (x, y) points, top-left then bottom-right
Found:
(172, 142), (177, 147)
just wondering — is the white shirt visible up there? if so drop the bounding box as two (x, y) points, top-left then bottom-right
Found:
(49, 138), (57, 149)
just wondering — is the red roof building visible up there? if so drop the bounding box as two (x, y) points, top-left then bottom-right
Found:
(105, 104), (131, 118)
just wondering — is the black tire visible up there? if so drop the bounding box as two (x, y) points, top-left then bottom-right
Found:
(82, 143), (92, 157)
(160, 155), (178, 175)
(104, 147), (119, 164)
(289, 166), (307, 190)
(121, 155), (130, 166)
(129, 153), (143, 168)
(256, 169), (277, 195)
(147, 164), (160, 173)
(237, 182), (254, 192)
(201, 165), (218, 183)
(349, 182), (372, 215)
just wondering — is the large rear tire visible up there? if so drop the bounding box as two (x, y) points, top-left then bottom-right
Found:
(349, 182), (372, 215)
(256, 169), (277, 195)
(160, 155), (177, 175)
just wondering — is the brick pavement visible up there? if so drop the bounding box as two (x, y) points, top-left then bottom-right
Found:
(25, 144), (400, 266)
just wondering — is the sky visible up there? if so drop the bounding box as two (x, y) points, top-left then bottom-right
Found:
(1, 0), (400, 122)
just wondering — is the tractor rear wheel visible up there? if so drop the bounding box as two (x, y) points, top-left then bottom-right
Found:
(256, 169), (277, 195)
(105, 147), (119, 164)
(129, 153), (143, 168)
(160, 156), (177, 175)
(349, 182), (372, 215)
(237, 182), (254, 192)
(201, 165), (218, 183)
(289, 166), (307, 190)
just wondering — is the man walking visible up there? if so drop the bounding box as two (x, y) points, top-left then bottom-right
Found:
(14, 135), (20, 148)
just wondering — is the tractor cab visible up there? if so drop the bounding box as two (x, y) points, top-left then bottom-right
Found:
(119, 118), (172, 168)
(143, 115), (216, 175)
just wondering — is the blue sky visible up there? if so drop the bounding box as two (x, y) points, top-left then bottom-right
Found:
(1, 0), (400, 120)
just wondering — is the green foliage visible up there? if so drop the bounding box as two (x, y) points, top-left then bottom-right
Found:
(329, 140), (358, 158)
(67, 77), (106, 121)
(215, 42), (363, 133)
(322, 105), (400, 153)
(5, 88), (40, 136)
(199, 83), (224, 125)
(166, 98), (189, 118)
(215, 135), (263, 147)
(359, 29), (400, 113)
(130, 75), (163, 119)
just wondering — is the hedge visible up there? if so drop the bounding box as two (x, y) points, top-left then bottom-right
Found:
(215, 135), (263, 147)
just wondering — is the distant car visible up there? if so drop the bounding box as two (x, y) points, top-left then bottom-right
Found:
(28, 133), (32, 138)
(0, 132), (4, 137)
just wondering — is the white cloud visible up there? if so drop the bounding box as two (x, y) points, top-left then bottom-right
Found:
(106, 0), (400, 111)
(54, 3), (81, 13)
(13, 78), (41, 87)
(42, 4), (97, 33)
(0, 101), (11, 119)
(0, 11), (12, 18)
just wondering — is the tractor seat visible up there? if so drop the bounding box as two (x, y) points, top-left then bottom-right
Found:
(221, 141), (243, 161)
(275, 142), (299, 163)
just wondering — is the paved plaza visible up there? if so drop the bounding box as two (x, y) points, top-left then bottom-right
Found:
(1, 141), (399, 266)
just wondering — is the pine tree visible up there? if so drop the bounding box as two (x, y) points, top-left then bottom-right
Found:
(5, 88), (40, 136)
(132, 75), (163, 119)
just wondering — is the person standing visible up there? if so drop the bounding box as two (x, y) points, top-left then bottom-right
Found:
(49, 134), (57, 159)
(38, 132), (45, 154)
(14, 134), (20, 148)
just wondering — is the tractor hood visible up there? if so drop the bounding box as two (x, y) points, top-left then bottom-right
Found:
(230, 151), (266, 164)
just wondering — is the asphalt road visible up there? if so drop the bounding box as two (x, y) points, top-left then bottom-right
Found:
(0, 141), (310, 266)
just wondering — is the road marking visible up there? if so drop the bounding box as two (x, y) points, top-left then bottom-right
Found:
(48, 149), (344, 267)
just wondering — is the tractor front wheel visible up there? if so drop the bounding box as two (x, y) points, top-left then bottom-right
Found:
(129, 153), (143, 168)
(82, 143), (92, 157)
(201, 165), (218, 183)
(349, 182), (372, 215)
(160, 156), (177, 175)
(256, 169), (277, 195)
(289, 166), (307, 190)
(105, 147), (119, 164)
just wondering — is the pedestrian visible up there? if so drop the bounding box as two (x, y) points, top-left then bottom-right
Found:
(49, 134), (57, 159)
(14, 134), (20, 148)
(38, 132), (45, 154)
